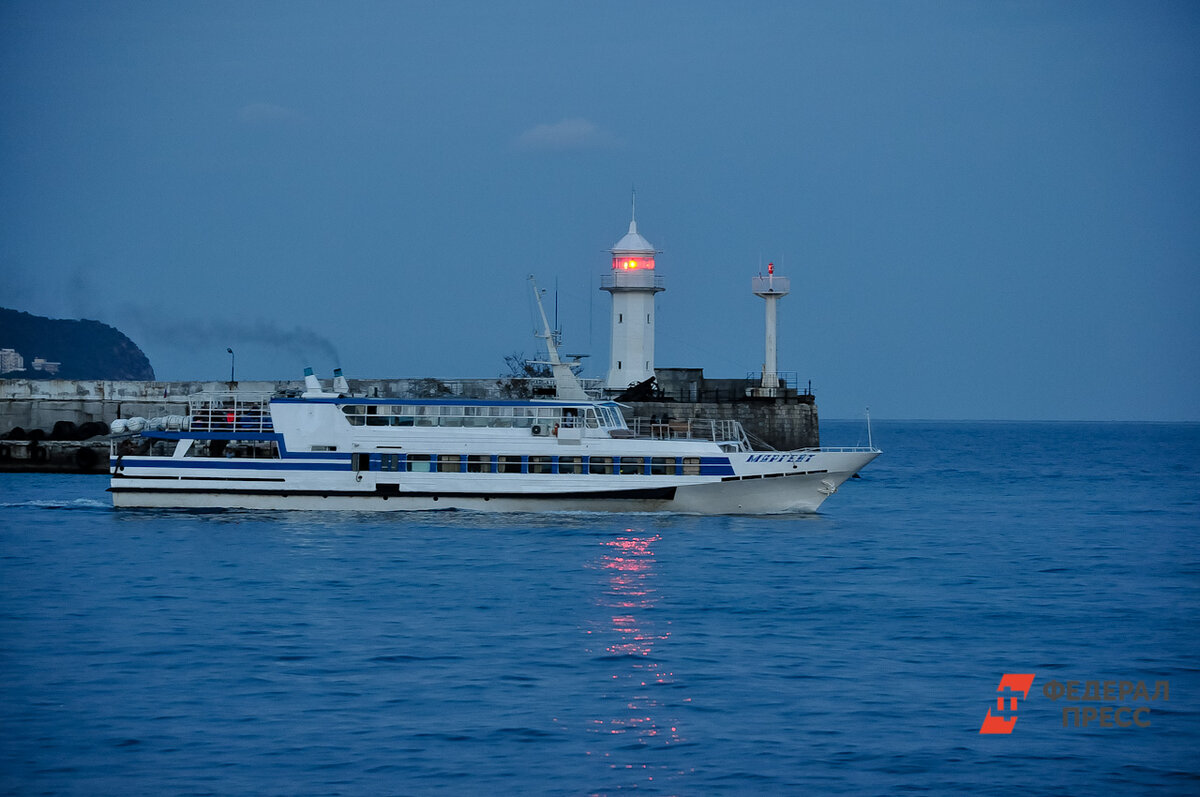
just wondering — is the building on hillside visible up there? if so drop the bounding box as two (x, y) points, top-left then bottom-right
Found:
(0, 348), (25, 373)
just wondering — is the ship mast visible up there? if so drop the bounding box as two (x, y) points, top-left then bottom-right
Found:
(529, 276), (589, 400)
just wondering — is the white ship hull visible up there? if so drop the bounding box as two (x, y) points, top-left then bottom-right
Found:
(109, 438), (877, 515)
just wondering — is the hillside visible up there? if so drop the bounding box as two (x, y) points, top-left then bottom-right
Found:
(0, 308), (155, 380)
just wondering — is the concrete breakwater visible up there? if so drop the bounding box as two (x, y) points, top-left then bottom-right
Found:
(622, 399), (817, 452)
(1, 377), (820, 473)
(0, 439), (110, 474)
(1, 377), (544, 431)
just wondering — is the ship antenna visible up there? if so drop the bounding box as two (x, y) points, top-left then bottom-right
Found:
(866, 406), (873, 450)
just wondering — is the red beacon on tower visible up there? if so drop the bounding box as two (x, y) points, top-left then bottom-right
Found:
(614, 252), (655, 271)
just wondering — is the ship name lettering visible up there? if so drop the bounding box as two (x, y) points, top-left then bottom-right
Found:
(746, 454), (814, 464)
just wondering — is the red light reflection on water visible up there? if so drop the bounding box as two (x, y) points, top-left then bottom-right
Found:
(585, 530), (682, 762)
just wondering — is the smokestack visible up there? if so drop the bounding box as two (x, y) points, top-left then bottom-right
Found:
(303, 366), (323, 396)
(332, 368), (349, 395)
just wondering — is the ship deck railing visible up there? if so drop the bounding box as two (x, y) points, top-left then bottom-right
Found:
(625, 417), (752, 451)
(793, 446), (882, 453)
(186, 391), (275, 433)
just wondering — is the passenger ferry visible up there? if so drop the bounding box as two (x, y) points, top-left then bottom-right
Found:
(108, 286), (879, 514)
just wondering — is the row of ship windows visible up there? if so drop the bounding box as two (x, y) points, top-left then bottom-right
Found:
(345, 415), (599, 429)
(363, 453), (702, 476)
(342, 404), (624, 429)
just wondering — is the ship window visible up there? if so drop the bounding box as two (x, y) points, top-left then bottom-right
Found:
(598, 406), (623, 428)
(190, 439), (280, 459)
(366, 414), (389, 426)
(511, 408), (533, 428)
(618, 314), (623, 323)
(438, 454), (462, 473)
(380, 454), (401, 472)
(558, 456), (582, 474)
(414, 407), (436, 427)
(619, 457), (644, 475)
(588, 456), (613, 475)
(439, 414), (462, 428)
(406, 454), (432, 472)
(584, 409), (600, 428)
(528, 456), (552, 474)
(467, 454), (492, 473)
(650, 457), (673, 475)
(682, 457), (701, 476)
(498, 455), (523, 474)
(386, 406), (416, 426)
(352, 453), (369, 472)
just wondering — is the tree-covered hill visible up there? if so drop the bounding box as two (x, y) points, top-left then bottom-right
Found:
(0, 308), (155, 380)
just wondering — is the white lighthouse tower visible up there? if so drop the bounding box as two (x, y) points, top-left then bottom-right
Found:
(601, 205), (663, 390)
(752, 262), (791, 397)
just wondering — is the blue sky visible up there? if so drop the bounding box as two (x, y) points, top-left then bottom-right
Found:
(2, 1), (1197, 420)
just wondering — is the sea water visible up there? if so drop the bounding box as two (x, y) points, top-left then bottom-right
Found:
(1, 421), (1197, 795)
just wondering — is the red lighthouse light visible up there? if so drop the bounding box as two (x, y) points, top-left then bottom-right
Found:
(612, 256), (655, 271)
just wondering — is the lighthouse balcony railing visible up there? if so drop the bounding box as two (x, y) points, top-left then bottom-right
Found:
(752, 275), (791, 295)
(746, 372), (804, 391)
(600, 273), (665, 291)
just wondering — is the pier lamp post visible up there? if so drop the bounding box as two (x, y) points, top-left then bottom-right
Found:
(227, 348), (235, 384)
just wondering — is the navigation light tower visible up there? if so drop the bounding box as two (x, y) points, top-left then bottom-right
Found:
(752, 263), (791, 396)
(601, 204), (663, 390)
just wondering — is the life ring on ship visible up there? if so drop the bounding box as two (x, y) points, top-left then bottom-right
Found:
(552, 424), (559, 436)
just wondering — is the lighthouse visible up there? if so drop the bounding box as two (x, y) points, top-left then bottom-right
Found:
(752, 262), (791, 397)
(601, 206), (663, 390)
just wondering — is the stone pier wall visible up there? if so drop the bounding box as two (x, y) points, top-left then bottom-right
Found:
(1, 379), (822, 464)
(0, 377), (512, 432)
(621, 399), (819, 450)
